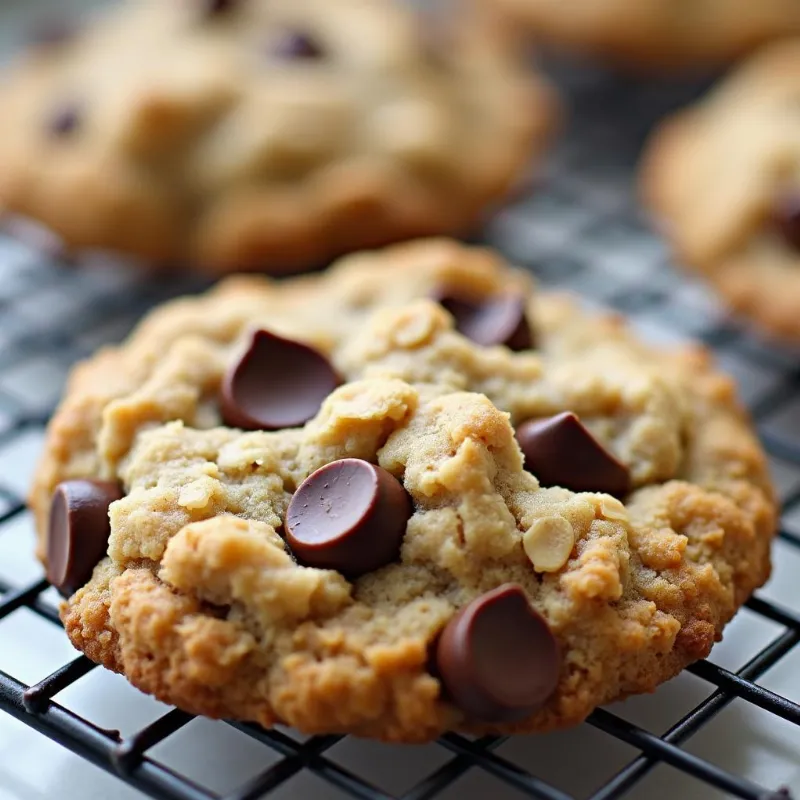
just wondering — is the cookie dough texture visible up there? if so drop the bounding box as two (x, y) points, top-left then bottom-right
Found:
(0, 0), (555, 273)
(642, 40), (800, 339)
(31, 240), (775, 741)
(491, 0), (800, 70)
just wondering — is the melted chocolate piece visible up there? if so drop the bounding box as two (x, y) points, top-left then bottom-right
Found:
(516, 412), (630, 497)
(271, 31), (323, 60)
(436, 584), (560, 721)
(48, 103), (81, 137)
(47, 480), (123, 597)
(434, 292), (533, 350)
(221, 329), (341, 431)
(773, 191), (800, 251)
(285, 459), (411, 578)
(204, 0), (236, 15)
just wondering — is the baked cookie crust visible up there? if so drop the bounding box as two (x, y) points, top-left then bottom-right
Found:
(31, 240), (776, 741)
(0, 0), (556, 273)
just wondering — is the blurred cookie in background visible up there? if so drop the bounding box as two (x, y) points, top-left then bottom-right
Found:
(0, 0), (558, 274)
(641, 40), (800, 339)
(488, 0), (800, 72)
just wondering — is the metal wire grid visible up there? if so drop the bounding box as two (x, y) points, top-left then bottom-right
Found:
(0, 67), (799, 800)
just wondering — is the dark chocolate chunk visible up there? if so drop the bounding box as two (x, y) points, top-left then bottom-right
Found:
(435, 292), (533, 351)
(221, 329), (341, 431)
(516, 411), (630, 497)
(417, 12), (452, 68)
(271, 31), (323, 60)
(285, 458), (411, 578)
(47, 480), (123, 597)
(436, 584), (560, 721)
(204, 0), (236, 15)
(773, 191), (800, 251)
(48, 103), (81, 137)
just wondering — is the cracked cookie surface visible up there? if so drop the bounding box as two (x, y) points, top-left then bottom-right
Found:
(490, 0), (800, 70)
(0, 0), (555, 273)
(31, 240), (776, 741)
(642, 40), (800, 340)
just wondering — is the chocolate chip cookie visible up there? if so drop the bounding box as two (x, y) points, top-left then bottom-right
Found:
(31, 240), (776, 741)
(642, 40), (800, 339)
(490, 0), (800, 70)
(0, 0), (555, 273)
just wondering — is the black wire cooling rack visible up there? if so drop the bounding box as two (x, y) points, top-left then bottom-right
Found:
(1, 62), (800, 800)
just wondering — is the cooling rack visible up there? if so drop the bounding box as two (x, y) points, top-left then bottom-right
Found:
(1, 56), (800, 800)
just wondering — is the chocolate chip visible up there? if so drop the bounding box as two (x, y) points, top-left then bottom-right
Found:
(434, 292), (532, 351)
(285, 458), (411, 578)
(436, 584), (559, 722)
(417, 11), (452, 68)
(29, 17), (77, 48)
(271, 31), (324, 60)
(516, 411), (630, 497)
(773, 191), (800, 251)
(221, 329), (341, 431)
(48, 103), (81, 137)
(47, 480), (123, 597)
(204, 0), (236, 15)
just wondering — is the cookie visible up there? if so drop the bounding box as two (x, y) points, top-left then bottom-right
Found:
(30, 239), (775, 741)
(490, 0), (800, 70)
(642, 40), (800, 339)
(0, 0), (555, 273)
